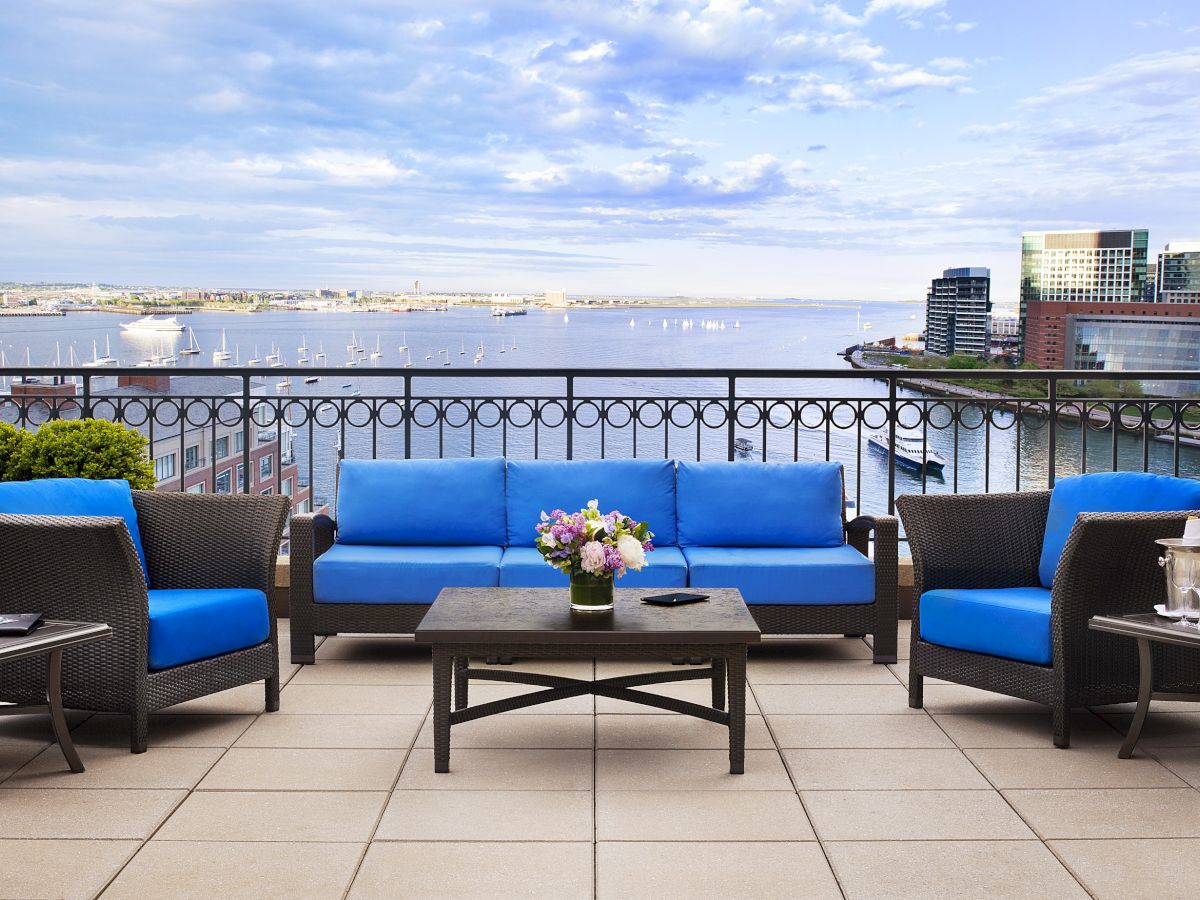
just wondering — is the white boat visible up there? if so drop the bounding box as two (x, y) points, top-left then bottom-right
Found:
(460, 339), (466, 355)
(734, 320), (740, 329)
(440, 349), (451, 367)
(492, 307), (528, 317)
(866, 429), (946, 473)
(297, 336), (308, 354)
(398, 333), (408, 353)
(347, 332), (362, 353)
(211, 330), (232, 363)
(511, 337), (517, 351)
(120, 315), (184, 333)
(629, 318), (636, 328)
(403, 348), (413, 368)
(179, 326), (202, 356)
(275, 377), (291, 391)
(270, 351), (285, 369)
(474, 339), (485, 364)
(562, 312), (569, 323)
(304, 375), (320, 384)
(370, 337), (382, 360)
(862, 322), (873, 331)
(662, 319), (668, 328)
(83, 336), (118, 367)
(733, 437), (754, 455)
(314, 340), (326, 361)
(247, 345), (261, 366)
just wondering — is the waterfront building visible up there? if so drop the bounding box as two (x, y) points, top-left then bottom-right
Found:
(544, 289), (568, 306)
(1156, 241), (1200, 304)
(924, 267), (991, 358)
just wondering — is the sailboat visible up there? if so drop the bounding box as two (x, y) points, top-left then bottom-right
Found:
(562, 312), (569, 323)
(439, 349), (451, 367)
(179, 326), (202, 356)
(629, 318), (635, 327)
(247, 345), (261, 366)
(347, 331), (362, 353)
(403, 348), (413, 368)
(270, 351), (286, 369)
(370, 337), (382, 360)
(212, 330), (232, 363)
(511, 337), (517, 352)
(460, 339), (466, 355)
(474, 339), (485, 364)
(83, 336), (118, 367)
(297, 335), (308, 354)
(734, 320), (741, 329)
(314, 340), (326, 361)
(275, 375), (291, 391)
(398, 332), (408, 352)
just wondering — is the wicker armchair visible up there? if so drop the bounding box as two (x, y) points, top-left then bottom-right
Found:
(0, 491), (288, 752)
(899, 490), (1200, 747)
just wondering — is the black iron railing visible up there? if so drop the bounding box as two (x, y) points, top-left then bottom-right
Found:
(2, 366), (1199, 518)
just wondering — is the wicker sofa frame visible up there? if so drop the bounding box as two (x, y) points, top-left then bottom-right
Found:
(0, 491), (289, 753)
(898, 490), (1200, 747)
(289, 511), (898, 664)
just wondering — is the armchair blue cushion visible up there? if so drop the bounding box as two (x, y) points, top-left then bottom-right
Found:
(677, 461), (845, 548)
(313, 543), (502, 604)
(919, 587), (1053, 665)
(498, 545), (688, 589)
(336, 458), (506, 546)
(505, 458), (677, 547)
(0, 477), (148, 580)
(147, 588), (270, 671)
(1039, 472), (1200, 588)
(683, 545), (874, 605)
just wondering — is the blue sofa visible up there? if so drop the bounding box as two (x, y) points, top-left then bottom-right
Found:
(0, 478), (288, 752)
(899, 472), (1200, 747)
(290, 457), (899, 663)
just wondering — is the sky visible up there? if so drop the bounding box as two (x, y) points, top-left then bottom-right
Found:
(0, 1), (1197, 304)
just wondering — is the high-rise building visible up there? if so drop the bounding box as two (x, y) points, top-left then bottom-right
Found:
(1156, 242), (1200, 304)
(924, 267), (991, 357)
(413, 280), (422, 295)
(544, 289), (567, 306)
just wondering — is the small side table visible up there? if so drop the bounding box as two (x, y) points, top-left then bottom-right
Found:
(0, 621), (112, 772)
(1089, 613), (1200, 759)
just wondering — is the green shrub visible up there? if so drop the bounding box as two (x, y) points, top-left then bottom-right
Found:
(7, 419), (155, 488)
(0, 422), (30, 479)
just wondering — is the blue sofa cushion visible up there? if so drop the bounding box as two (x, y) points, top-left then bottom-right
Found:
(505, 459), (678, 547)
(336, 458), (506, 546)
(313, 544), (502, 605)
(147, 588), (269, 671)
(0, 477), (148, 580)
(676, 461), (845, 548)
(1039, 472), (1200, 588)
(919, 587), (1053, 665)
(498, 545), (688, 589)
(682, 545), (874, 605)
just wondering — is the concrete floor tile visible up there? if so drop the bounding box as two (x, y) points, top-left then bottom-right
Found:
(769, 714), (953, 748)
(596, 749), (791, 790)
(349, 841), (593, 899)
(234, 713), (424, 749)
(103, 840), (364, 900)
(199, 748), (406, 791)
(827, 840), (1088, 900)
(785, 748), (990, 790)
(160, 683), (274, 715)
(0, 838), (140, 900)
(1146, 747), (1200, 787)
(69, 713), (256, 748)
(965, 747), (1187, 789)
(801, 790), (1034, 841)
(1099, 711), (1200, 748)
(377, 789), (593, 841)
(398, 749), (593, 790)
(278, 683), (432, 715)
(1004, 788), (1200, 839)
(596, 790), (814, 841)
(933, 711), (1122, 749)
(155, 790), (387, 842)
(748, 659), (899, 684)
(3, 745), (222, 789)
(597, 841), (840, 900)
(416, 714), (594, 749)
(596, 713), (773, 749)
(1050, 838), (1200, 900)
(466, 683), (594, 715)
(919, 684), (1048, 714)
(0, 711), (89, 742)
(288, 659), (433, 685)
(0, 788), (185, 838)
(0, 736), (51, 780)
(595, 681), (759, 714)
(754, 683), (918, 715)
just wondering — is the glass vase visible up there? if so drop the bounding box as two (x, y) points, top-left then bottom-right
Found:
(569, 572), (614, 612)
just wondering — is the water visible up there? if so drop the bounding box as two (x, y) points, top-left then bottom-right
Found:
(1, 301), (1197, 514)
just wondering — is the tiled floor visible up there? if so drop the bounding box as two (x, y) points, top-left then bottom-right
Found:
(3, 621), (1200, 898)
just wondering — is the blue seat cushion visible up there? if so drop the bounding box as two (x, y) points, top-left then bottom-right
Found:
(919, 587), (1053, 665)
(682, 545), (874, 605)
(147, 588), (269, 671)
(313, 544), (502, 604)
(0, 477), (148, 580)
(677, 461), (845, 548)
(1040, 472), (1200, 588)
(336, 458), (506, 546)
(498, 545), (688, 589)
(505, 458), (678, 547)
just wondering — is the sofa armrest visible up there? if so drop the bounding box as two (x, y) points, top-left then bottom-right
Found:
(847, 515), (899, 659)
(289, 513), (336, 607)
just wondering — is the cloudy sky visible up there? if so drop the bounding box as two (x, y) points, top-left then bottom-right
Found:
(1, 1), (1197, 302)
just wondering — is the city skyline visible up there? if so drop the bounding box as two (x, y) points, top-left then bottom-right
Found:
(1, 1), (1198, 301)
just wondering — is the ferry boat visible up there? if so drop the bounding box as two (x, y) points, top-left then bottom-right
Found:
(733, 437), (754, 456)
(491, 307), (528, 316)
(120, 315), (185, 333)
(866, 429), (946, 472)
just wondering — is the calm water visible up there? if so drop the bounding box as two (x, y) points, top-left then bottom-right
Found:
(1, 302), (1197, 513)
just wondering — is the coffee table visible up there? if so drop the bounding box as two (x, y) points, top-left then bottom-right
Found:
(1089, 613), (1200, 758)
(0, 620), (112, 772)
(415, 587), (760, 774)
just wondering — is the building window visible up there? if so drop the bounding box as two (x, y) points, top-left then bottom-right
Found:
(283, 477), (293, 497)
(260, 454), (272, 480)
(236, 463), (246, 491)
(214, 469), (232, 494)
(215, 436), (229, 460)
(184, 445), (201, 471)
(260, 487), (274, 496)
(155, 453), (176, 481)
(186, 482), (205, 494)
(234, 431), (245, 453)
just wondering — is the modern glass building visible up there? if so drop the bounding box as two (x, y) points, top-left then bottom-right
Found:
(1069, 315), (1200, 395)
(925, 267), (991, 357)
(1156, 241), (1200, 304)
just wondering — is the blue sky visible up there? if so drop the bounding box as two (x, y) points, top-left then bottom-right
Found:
(1, 1), (1197, 304)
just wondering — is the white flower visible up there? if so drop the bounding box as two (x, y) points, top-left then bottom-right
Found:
(587, 499), (599, 510)
(539, 532), (557, 549)
(616, 533), (647, 571)
(580, 540), (607, 575)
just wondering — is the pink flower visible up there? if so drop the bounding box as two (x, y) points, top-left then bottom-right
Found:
(579, 540), (607, 575)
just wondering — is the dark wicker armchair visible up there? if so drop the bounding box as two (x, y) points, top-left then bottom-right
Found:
(899, 490), (1200, 747)
(0, 491), (288, 752)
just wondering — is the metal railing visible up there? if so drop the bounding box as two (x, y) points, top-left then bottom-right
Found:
(2, 366), (1199, 517)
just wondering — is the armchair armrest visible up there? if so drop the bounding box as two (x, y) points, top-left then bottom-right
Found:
(288, 513), (336, 606)
(132, 492), (289, 593)
(847, 514), (899, 660)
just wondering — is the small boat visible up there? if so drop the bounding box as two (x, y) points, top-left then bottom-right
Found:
(866, 429), (946, 473)
(247, 345), (261, 366)
(120, 315), (184, 333)
(862, 322), (873, 331)
(662, 319), (668, 328)
(424, 353), (432, 360)
(909, 314), (918, 320)
(304, 375), (320, 384)
(346, 358), (358, 367)
(734, 320), (740, 329)
(212, 330), (232, 363)
(562, 312), (569, 323)
(341, 381), (353, 389)
(398, 333), (408, 352)
(733, 437), (754, 455)
(474, 339), (485, 364)
(314, 340), (326, 361)
(297, 336), (308, 354)
(440, 349), (451, 367)
(265, 343), (280, 363)
(403, 348), (413, 368)
(275, 377), (291, 391)
(370, 337), (382, 360)
(460, 339), (466, 356)
(270, 351), (285, 369)
(511, 337), (517, 351)
(83, 336), (118, 367)
(629, 318), (635, 327)
(179, 326), (202, 355)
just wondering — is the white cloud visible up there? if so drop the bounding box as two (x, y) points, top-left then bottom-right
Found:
(296, 151), (416, 186)
(564, 40), (615, 64)
(1024, 48), (1200, 106)
(929, 56), (970, 71)
(865, 0), (945, 18)
(191, 87), (252, 114)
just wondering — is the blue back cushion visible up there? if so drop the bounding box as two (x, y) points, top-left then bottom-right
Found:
(505, 459), (677, 547)
(1039, 472), (1200, 588)
(336, 458), (506, 546)
(0, 477), (148, 579)
(676, 460), (845, 548)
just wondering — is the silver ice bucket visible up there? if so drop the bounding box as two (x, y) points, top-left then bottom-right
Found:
(1156, 539), (1200, 615)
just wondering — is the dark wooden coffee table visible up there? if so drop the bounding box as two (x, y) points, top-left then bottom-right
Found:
(0, 620), (112, 772)
(1089, 613), (1200, 758)
(416, 587), (760, 774)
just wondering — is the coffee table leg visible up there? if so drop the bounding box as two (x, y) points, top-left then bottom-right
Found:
(46, 649), (84, 773)
(727, 647), (746, 775)
(454, 656), (469, 711)
(1119, 637), (1154, 760)
(433, 648), (452, 773)
(711, 657), (726, 710)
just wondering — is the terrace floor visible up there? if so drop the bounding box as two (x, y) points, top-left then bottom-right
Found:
(2, 621), (1200, 899)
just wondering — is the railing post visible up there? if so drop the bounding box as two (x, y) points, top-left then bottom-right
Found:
(566, 375), (574, 460)
(727, 376), (736, 461)
(80, 372), (91, 419)
(1047, 375), (1057, 488)
(241, 374), (252, 494)
(887, 374), (897, 515)
(404, 374), (412, 460)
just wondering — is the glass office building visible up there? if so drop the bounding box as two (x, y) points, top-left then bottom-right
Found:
(1069, 315), (1200, 395)
(1157, 241), (1200, 304)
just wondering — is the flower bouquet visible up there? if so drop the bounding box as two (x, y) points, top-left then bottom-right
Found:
(535, 499), (655, 611)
